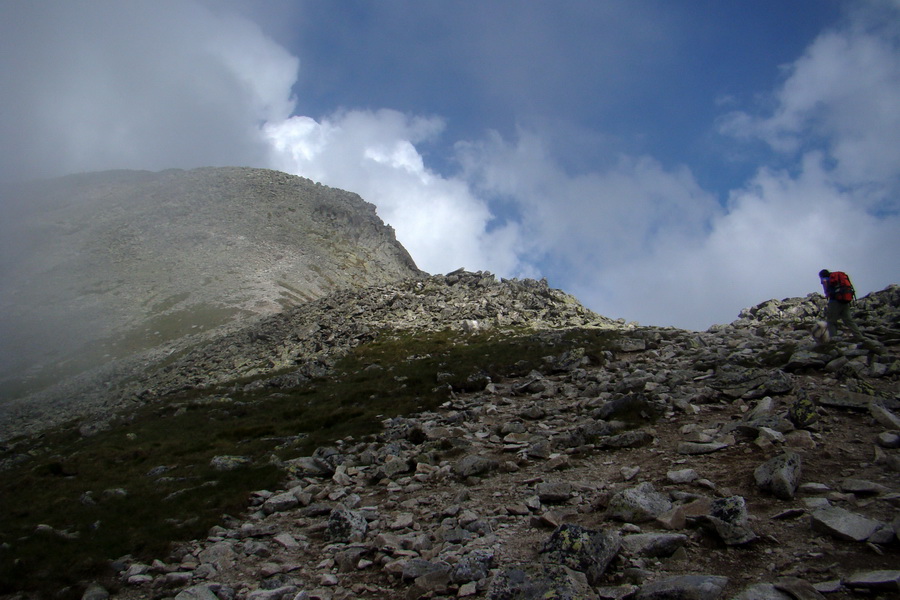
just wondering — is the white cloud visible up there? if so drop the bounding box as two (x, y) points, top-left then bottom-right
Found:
(0, 1), (298, 180)
(443, 5), (900, 329)
(718, 12), (900, 193)
(594, 7), (900, 328)
(260, 3), (900, 331)
(456, 130), (721, 274)
(594, 153), (900, 329)
(265, 110), (526, 277)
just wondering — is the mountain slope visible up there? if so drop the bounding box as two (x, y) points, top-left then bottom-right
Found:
(0, 167), (422, 400)
(0, 274), (897, 599)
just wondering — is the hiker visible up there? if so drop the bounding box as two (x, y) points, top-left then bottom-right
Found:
(818, 269), (864, 341)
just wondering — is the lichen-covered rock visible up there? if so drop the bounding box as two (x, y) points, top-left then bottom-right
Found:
(487, 562), (598, 600)
(325, 503), (368, 543)
(704, 496), (757, 545)
(539, 524), (621, 585)
(451, 549), (496, 584)
(787, 391), (818, 428)
(209, 455), (252, 471)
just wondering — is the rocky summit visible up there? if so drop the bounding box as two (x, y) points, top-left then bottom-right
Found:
(1, 271), (897, 600)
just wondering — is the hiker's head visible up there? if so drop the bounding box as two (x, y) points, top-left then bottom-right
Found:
(819, 269), (830, 279)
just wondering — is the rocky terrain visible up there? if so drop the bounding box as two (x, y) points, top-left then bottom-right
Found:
(4, 272), (897, 600)
(0, 167), (421, 402)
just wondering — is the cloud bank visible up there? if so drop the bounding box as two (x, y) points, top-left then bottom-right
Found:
(1, 1), (897, 331)
(0, 0), (297, 181)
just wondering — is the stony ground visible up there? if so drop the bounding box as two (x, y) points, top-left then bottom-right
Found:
(100, 332), (899, 600)
(5, 277), (898, 600)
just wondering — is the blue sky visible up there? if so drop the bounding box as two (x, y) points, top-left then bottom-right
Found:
(1, 0), (898, 329)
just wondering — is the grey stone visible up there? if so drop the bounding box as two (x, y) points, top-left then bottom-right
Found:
(810, 505), (882, 541)
(733, 583), (793, 600)
(535, 482), (574, 504)
(197, 541), (236, 572)
(81, 583), (110, 600)
(599, 430), (654, 449)
(870, 404), (900, 430)
(868, 523), (896, 544)
(606, 482), (673, 523)
(262, 491), (299, 514)
(246, 587), (299, 600)
(840, 478), (889, 495)
(705, 496), (757, 545)
(401, 558), (451, 581)
(712, 367), (792, 399)
(451, 549), (495, 584)
(596, 585), (639, 600)
(677, 441), (729, 455)
(380, 455), (411, 478)
(594, 395), (656, 422)
(634, 575), (729, 600)
(174, 586), (220, 600)
(877, 431), (900, 448)
(667, 468), (699, 484)
(453, 454), (499, 478)
(773, 577), (826, 600)
(784, 350), (827, 371)
(285, 456), (334, 477)
(209, 455), (252, 471)
(754, 452), (802, 500)
(326, 503), (368, 543)
(845, 570), (900, 591)
(812, 580), (842, 594)
(621, 532), (688, 557)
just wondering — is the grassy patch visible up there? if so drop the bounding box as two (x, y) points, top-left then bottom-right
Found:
(0, 326), (620, 597)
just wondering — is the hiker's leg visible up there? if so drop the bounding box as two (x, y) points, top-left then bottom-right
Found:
(840, 304), (865, 339)
(825, 301), (841, 337)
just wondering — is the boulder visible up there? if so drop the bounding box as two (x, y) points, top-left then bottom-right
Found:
(606, 483), (673, 523)
(754, 452), (802, 500)
(539, 524), (621, 585)
(174, 586), (219, 600)
(704, 496), (757, 545)
(453, 454), (499, 478)
(326, 504), (368, 543)
(487, 562), (598, 600)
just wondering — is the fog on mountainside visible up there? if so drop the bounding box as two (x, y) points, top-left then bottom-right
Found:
(0, 168), (422, 401)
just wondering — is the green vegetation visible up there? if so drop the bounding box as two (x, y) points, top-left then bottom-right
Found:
(0, 326), (620, 598)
